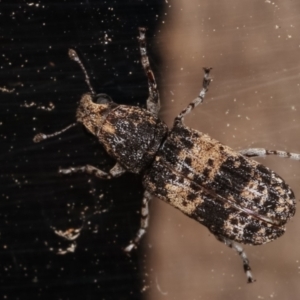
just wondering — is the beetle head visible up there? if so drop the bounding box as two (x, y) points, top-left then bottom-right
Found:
(76, 93), (117, 136)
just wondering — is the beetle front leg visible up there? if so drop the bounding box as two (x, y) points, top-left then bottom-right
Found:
(138, 27), (160, 116)
(214, 234), (255, 283)
(59, 162), (126, 179)
(124, 190), (152, 253)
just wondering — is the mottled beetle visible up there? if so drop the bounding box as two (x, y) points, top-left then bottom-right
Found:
(34, 28), (300, 283)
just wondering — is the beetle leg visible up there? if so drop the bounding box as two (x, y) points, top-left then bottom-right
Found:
(240, 148), (300, 160)
(174, 67), (212, 125)
(138, 27), (160, 116)
(59, 162), (126, 179)
(124, 190), (152, 253)
(214, 234), (255, 283)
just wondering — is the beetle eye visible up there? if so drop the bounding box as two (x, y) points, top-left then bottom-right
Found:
(95, 93), (113, 104)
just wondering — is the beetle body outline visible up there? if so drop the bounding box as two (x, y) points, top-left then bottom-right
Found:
(34, 28), (300, 283)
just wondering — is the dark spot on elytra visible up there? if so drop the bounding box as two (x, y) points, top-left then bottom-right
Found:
(256, 164), (272, 184)
(143, 160), (173, 198)
(252, 197), (261, 204)
(189, 181), (201, 193)
(159, 138), (181, 165)
(193, 174), (204, 186)
(207, 159), (214, 166)
(230, 218), (238, 225)
(184, 157), (192, 166)
(192, 194), (232, 235)
(210, 155), (253, 200)
(281, 180), (290, 192)
(178, 176), (184, 184)
(180, 156), (193, 177)
(187, 192), (198, 201)
(242, 221), (259, 243)
(244, 222), (261, 234)
(182, 200), (188, 207)
(280, 180), (295, 202)
(239, 218), (246, 225)
(256, 164), (270, 176)
(180, 136), (194, 149)
(220, 156), (252, 180)
(191, 130), (200, 138)
(172, 124), (191, 139)
(171, 124), (195, 149)
(181, 166), (191, 177)
(203, 168), (210, 178)
(264, 226), (284, 240)
(239, 212), (248, 219)
(257, 184), (265, 193)
(258, 185), (282, 217)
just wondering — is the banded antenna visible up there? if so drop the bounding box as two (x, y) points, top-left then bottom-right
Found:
(68, 49), (95, 95)
(33, 49), (95, 143)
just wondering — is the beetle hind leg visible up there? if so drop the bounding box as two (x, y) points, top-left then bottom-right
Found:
(124, 190), (152, 253)
(240, 148), (300, 160)
(214, 234), (255, 283)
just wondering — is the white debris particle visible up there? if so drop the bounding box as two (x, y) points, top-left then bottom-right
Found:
(21, 101), (55, 111)
(53, 227), (82, 241)
(57, 242), (77, 255)
(0, 86), (15, 93)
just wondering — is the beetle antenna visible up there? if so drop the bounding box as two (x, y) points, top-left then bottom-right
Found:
(33, 123), (77, 143)
(68, 49), (95, 95)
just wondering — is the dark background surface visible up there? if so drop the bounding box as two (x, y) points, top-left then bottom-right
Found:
(1, 1), (164, 299)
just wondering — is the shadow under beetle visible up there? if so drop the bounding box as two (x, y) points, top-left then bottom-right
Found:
(34, 27), (300, 283)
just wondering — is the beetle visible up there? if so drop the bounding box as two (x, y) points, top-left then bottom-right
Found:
(34, 28), (300, 283)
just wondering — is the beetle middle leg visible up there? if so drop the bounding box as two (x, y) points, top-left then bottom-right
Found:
(124, 190), (152, 253)
(214, 234), (255, 283)
(59, 162), (126, 179)
(174, 67), (212, 125)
